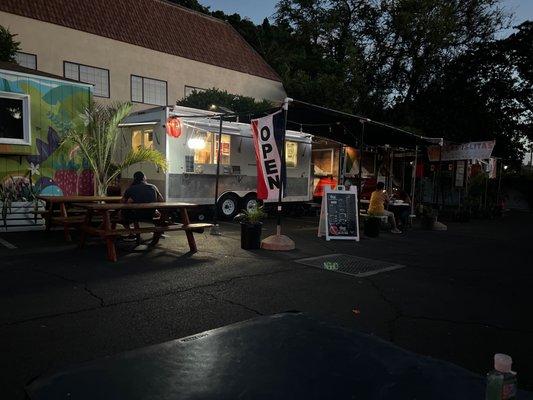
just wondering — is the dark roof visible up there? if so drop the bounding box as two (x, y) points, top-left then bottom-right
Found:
(0, 60), (88, 84)
(1, 0), (282, 82)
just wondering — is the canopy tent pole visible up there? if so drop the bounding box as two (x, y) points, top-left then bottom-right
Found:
(410, 145), (418, 216)
(261, 98), (295, 251)
(209, 116), (224, 235)
(496, 159), (503, 206)
(338, 142), (345, 185)
(389, 148), (394, 195)
(357, 120), (366, 216)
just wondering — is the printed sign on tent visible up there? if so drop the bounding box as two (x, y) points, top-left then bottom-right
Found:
(250, 110), (287, 201)
(427, 140), (495, 162)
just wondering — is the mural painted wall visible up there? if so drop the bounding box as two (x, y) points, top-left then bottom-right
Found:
(0, 71), (92, 197)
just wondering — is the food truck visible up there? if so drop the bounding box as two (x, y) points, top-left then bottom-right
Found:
(118, 106), (313, 220)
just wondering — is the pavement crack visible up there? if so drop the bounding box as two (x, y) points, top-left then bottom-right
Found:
(84, 284), (105, 307)
(2, 267), (296, 327)
(200, 290), (264, 316)
(366, 277), (403, 342)
(31, 268), (105, 307)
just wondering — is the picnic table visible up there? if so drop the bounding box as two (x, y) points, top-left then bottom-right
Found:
(37, 195), (122, 241)
(74, 202), (211, 262)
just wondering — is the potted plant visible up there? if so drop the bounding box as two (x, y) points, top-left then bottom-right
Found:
(235, 206), (266, 250)
(364, 213), (381, 237)
(420, 205), (438, 230)
(0, 181), (14, 230)
(0, 174), (44, 231)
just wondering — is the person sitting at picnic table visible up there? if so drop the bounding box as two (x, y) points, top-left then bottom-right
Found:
(391, 188), (412, 230)
(368, 182), (402, 234)
(121, 171), (165, 241)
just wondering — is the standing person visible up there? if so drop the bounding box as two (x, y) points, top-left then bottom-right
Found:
(121, 171), (165, 241)
(368, 182), (402, 234)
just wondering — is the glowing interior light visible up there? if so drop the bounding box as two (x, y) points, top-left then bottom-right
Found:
(187, 138), (206, 150)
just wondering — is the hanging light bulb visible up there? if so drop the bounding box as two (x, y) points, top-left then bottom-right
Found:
(187, 128), (206, 150)
(187, 137), (206, 150)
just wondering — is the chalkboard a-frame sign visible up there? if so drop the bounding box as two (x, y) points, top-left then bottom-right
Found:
(318, 186), (360, 241)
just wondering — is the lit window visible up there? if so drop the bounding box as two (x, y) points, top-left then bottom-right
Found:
(0, 92), (31, 145)
(192, 131), (231, 165)
(131, 129), (154, 150)
(131, 75), (167, 106)
(64, 62), (109, 97)
(144, 130), (154, 149)
(285, 141), (298, 168)
(14, 52), (37, 69)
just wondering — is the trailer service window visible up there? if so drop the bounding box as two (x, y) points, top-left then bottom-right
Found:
(132, 129), (154, 150)
(285, 141), (298, 168)
(193, 132), (230, 165)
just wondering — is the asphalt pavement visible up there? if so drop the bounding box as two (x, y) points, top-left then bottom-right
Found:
(1, 211), (532, 398)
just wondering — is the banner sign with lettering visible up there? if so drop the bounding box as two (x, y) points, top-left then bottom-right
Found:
(251, 110), (286, 201)
(427, 140), (495, 162)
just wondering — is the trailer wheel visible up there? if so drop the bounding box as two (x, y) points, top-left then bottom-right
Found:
(217, 193), (240, 220)
(242, 193), (261, 213)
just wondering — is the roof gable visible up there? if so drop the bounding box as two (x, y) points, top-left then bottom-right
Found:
(1, 0), (281, 82)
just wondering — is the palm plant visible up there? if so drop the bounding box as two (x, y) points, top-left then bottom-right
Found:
(61, 101), (167, 196)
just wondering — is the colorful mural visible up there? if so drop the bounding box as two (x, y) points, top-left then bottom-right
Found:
(0, 70), (92, 197)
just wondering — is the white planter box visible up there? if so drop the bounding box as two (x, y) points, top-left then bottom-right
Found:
(1, 201), (45, 232)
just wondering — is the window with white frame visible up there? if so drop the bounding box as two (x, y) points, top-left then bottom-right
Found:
(64, 61), (109, 97)
(14, 52), (37, 70)
(0, 91), (31, 145)
(131, 75), (167, 106)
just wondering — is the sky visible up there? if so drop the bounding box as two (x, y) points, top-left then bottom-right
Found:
(201, 0), (533, 36)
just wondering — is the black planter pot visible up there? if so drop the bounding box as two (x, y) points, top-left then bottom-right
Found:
(364, 217), (380, 237)
(421, 215), (437, 230)
(240, 222), (263, 249)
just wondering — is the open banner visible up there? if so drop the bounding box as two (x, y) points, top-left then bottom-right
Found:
(250, 110), (287, 201)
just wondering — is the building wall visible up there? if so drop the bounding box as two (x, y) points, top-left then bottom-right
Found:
(0, 70), (92, 196)
(0, 12), (286, 109)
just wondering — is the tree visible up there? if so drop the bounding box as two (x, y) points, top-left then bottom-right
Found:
(176, 88), (274, 118)
(0, 25), (20, 62)
(395, 21), (533, 164)
(61, 102), (167, 195)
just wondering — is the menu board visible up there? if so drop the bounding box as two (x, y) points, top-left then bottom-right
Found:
(318, 186), (359, 241)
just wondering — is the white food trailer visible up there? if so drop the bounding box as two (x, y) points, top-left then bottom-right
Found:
(118, 106), (313, 220)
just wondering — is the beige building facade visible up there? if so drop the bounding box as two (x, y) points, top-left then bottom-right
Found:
(0, 6), (286, 110)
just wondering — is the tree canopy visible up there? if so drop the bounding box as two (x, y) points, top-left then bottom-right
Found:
(0, 25), (20, 62)
(170, 0), (531, 163)
(176, 88), (274, 117)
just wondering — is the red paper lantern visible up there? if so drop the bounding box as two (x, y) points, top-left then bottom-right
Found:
(166, 117), (182, 138)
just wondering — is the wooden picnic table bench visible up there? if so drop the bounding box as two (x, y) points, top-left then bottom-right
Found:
(73, 202), (212, 262)
(37, 195), (122, 241)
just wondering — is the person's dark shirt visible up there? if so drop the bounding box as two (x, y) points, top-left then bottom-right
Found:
(123, 182), (162, 203)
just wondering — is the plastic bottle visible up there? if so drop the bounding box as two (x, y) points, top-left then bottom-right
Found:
(485, 353), (517, 400)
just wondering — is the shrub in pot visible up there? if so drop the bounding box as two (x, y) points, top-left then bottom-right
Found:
(235, 206), (266, 250)
(364, 214), (381, 237)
